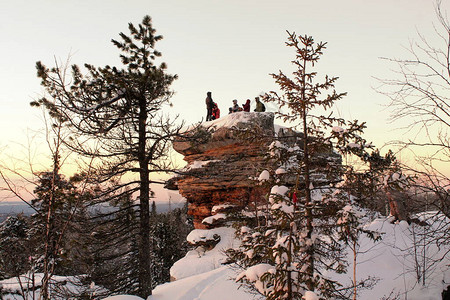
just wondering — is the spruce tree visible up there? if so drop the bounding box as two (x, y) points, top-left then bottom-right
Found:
(0, 214), (31, 281)
(230, 32), (382, 299)
(35, 16), (180, 297)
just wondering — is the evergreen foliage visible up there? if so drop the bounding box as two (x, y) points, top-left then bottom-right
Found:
(30, 170), (87, 275)
(149, 203), (193, 287)
(34, 15), (181, 297)
(228, 32), (386, 300)
(0, 214), (32, 281)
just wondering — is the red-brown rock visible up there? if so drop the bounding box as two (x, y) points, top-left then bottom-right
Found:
(172, 112), (274, 228)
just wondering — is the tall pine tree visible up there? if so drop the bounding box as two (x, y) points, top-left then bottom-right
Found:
(35, 15), (180, 297)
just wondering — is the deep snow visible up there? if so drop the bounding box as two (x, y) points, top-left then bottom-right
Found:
(147, 213), (449, 300)
(146, 213), (449, 300)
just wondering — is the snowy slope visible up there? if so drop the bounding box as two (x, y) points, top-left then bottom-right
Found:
(149, 266), (251, 300)
(1, 215), (448, 299)
(146, 214), (449, 300)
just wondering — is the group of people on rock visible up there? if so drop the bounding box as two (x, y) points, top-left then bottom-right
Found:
(229, 97), (266, 114)
(205, 91), (266, 121)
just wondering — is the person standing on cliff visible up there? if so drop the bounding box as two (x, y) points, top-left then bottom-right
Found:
(254, 97), (266, 112)
(205, 91), (213, 121)
(242, 99), (250, 112)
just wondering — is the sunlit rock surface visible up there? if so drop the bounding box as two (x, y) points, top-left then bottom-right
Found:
(170, 112), (341, 229)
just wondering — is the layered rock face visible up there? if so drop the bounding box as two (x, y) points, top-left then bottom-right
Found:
(171, 112), (274, 229)
(170, 112), (341, 229)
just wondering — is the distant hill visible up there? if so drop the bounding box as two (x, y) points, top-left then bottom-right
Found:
(0, 201), (35, 222)
(0, 188), (186, 223)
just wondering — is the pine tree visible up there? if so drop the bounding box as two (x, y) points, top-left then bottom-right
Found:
(35, 15), (180, 297)
(83, 189), (140, 296)
(149, 205), (193, 287)
(0, 214), (31, 281)
(29, 167), (88, 298)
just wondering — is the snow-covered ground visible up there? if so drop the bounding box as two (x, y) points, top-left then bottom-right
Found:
(148, 214), (449, 300)
(1, 210), (448, 300)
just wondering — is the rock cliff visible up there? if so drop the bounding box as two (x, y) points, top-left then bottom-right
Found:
(169, 112), (341, 229)
(171, 112), (274, 228)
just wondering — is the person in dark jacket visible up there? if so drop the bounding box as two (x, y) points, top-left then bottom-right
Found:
(242, 99), (250, 112)
(231, 99), (241, 113)
(254, 97), (265, 112)
(205, 92), (213, 121)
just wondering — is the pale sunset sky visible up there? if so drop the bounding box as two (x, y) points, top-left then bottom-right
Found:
(0, 0), (448, 184)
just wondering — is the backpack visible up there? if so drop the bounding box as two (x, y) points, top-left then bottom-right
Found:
(261, 103), (266, 112)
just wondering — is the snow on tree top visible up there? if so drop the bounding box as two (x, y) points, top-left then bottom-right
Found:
(269, 185), (289, 204)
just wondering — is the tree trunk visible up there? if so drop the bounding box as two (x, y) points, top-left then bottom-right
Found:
(137, 97), (152, 297)
(301, 74), (315, 292)
(138, 169), (152, 297)
(41, 156), (59, 300)
(287, 226), (293, 300)
(352, 239), (357, 300)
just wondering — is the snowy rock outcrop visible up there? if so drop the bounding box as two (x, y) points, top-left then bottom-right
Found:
(170, 112), (341, 229)
(171, 112), (274, 228)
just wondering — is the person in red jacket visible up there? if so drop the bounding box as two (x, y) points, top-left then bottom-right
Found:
(242, 99), (250, 112)
(212, 102), (220, 120)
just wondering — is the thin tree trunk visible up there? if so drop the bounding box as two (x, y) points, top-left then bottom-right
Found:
(137, 97), (152, 297)
(353, 239), (357, 300)
(301, 55), (315, 292)
(287, 225), (293, 300)
(41, 154), (59, 300)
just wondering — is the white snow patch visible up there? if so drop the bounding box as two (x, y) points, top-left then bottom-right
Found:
(150, 266), (249, 300)
(269, 185), (289, 204)
(302, 291), (319, 300)
(211, 204), (235, 213)
(182, 111), (273, 132)
(258, 170), (270, 182)
(236, 263), (275, 295)
(104, 296), (144, 300)
(171, 227), (238, 281)
(271, 203), (294, 214)
(186, 160), (219, 170)
(275, 167), (287, 175)
(202, 213), (227, 225)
